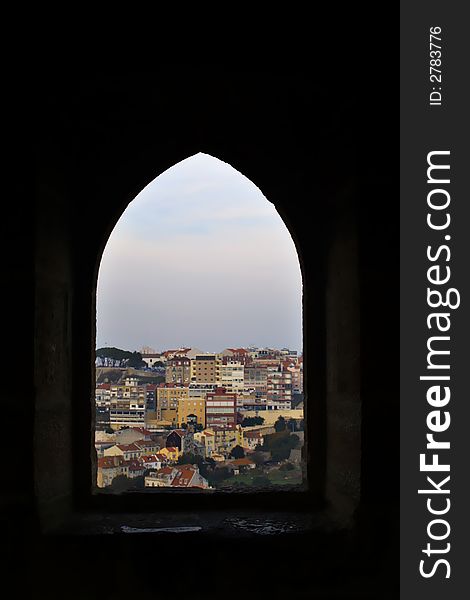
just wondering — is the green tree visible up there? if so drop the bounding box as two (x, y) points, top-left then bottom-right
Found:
(287, 418), (297, 432)
(274, 416), (287, 432)
(177, 452), (199, 465)
(279, 461), (295, 471)
(207, 467), (231, 485)
(250, 451), (268, 466)
(229, 445), (245, 459)
(109, 474), (132, 491)
(241, 416), (265, 427)
(127, 351), (145, 369)
(262, 431), (300, 461)
(252, 475), (271, 487)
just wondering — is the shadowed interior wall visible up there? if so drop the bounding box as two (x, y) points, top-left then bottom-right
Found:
(22, 68), (398, 597)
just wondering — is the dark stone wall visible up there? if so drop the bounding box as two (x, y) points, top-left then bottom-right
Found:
(7, 64), (397, 598)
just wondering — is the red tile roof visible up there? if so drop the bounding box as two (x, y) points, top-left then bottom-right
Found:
(169, 430), (186, 437)
(140, 455), (161, 464)
(135, 440), (157, 448)
(229, 458), (255, 466)
(98, 456), (126, 469)
(131, 427), (153, 435)
(116, 443), (141, 452)
(171, 468), (195, 487)
(157, 467), (174, 475)
(244, 431), (262, 438)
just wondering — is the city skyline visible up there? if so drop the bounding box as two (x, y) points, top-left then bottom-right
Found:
(97, 153), (303, 353)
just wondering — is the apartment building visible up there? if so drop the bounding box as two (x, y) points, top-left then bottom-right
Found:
(266, 365), (292, 406)
(244, 365), (268, 396)
(177, 396), (206, 428)
(156, 384), (188, 425)
(218, 358), (244, 394)
(190, 355), (217, 383)
(165, 356), (191, 385)
(205, 387), (237, 431)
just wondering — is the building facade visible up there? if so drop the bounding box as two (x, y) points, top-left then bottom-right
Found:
(190, 355), (217, 383)
(205, 387), (237, 431)
(156, 384), (188, 425)
(165, 356), (191, 385)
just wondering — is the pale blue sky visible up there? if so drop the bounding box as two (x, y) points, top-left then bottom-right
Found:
(96, 153), (303, 353)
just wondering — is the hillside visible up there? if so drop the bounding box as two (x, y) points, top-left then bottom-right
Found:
(95, 367), (164, 385)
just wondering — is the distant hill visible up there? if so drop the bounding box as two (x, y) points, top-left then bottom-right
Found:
(95, 367), (165, 385)
(96, 347), (144, 368)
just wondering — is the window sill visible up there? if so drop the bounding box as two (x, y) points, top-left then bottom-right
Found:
(45, 507), (343, 538)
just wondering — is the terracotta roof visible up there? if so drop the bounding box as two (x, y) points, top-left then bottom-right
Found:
(164, 446), (178, 453)
(116, 443), (141, 452)
(98, 456), (126, 469)
(126, 458), (143, 468)
(135, 440), (157, 448)
(229, 458), (255, 466)
(131, 427), (153, 435)
(171, 468), (196, 487)
(140, 455), (161, 464)
(157, 467), (174, 475)
(162, 348), (191, 356)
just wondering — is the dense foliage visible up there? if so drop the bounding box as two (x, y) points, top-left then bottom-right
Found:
(96, 347), (145, 368)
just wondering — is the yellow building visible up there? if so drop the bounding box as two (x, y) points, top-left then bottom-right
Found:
(157, 384), (189, 425)
(177, 396), (206, 428)
(158, 446), (179, 462)
(97, 456), (128, 487)
(190, 355), (217, 383)
(213, 425), (244, 456)
(194, 429), (216, 457)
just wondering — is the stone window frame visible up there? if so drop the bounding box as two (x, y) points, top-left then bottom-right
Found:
(35, 125), (362, 532)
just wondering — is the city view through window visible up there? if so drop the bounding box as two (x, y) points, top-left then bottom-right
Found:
(95, 154), (304, 492)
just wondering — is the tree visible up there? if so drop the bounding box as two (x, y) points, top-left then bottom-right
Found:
(109, 474), (132, 491)
(177, 452), (199, 465)
(274, 416), (287, 432)
(287, 418), (297, 432)
(229, 445), (245, 459)
(250, 451), (268, 466)
(207, 466), (231, 485)
(241, 416), (265, 427)
(96, 347), (147, 369)
(252, 475), (271, 487)
(127, 351), (145, 369)
(262, 431), (300, 461)
(279, 461), (295, 471)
